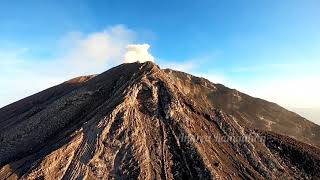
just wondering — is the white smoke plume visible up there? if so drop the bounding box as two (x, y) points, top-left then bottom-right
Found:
(124, 44), (155, 63)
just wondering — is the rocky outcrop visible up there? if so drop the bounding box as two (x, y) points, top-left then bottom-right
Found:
(0, 62), (319, 179)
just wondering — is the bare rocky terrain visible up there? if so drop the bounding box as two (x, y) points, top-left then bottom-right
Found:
(0, 61), (319, 179)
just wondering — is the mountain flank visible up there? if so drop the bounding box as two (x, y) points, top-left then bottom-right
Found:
(0, 61), (319, 179)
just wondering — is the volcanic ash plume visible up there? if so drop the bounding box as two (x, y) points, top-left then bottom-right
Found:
(124, 43), (155, 63)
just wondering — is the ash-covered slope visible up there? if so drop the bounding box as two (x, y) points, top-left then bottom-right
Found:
(165, 69), (320, 148)
(0, 62), (319, 179)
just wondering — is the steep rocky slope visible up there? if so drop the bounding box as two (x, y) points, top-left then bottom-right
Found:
(0, 62), (319, 179)
(164, 69), (320, 148)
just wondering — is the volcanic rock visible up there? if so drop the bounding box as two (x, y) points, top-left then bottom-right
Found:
(0, 62), (319, 179)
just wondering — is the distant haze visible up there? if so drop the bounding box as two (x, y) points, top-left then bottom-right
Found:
(290, 108), (320, 125)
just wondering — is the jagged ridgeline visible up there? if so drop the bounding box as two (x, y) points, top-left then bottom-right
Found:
(0, 62), (319, 179)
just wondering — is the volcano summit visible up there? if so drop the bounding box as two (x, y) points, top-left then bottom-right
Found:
(0, 62), (319, 179)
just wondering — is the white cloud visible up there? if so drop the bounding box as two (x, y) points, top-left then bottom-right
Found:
(1, 24), (319, 126)
(124, 44), (154, 63)
(60, 24), (135, 73)
(0, 25), (156, 107)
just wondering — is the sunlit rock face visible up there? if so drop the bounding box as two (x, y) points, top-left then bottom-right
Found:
(0, 62), (319, 179)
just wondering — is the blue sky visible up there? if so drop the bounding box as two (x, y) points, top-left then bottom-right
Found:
(1, 0), (320, 122)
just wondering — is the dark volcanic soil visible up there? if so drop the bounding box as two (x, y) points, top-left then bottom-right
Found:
(0, 62), (319, 179)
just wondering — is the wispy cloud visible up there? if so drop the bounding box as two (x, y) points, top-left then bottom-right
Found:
(157, 53), (229, 85)
(231, 62), (320, 73)
(234, 74), (320, 109)
(157, 53), (219, 72)
(0, 25), (155, 107)
(158, 60), (198, 72)
(157, 50), (320, 111)
(58, 24), (135, 74)
(159, 56), (320, 122)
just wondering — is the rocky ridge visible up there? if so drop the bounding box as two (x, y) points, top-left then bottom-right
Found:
(0, 62), (319, 179)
